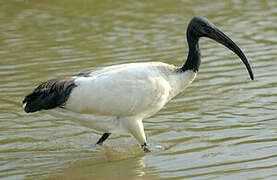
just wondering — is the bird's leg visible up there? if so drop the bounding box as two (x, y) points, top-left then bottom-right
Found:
(141, 142), (151, 152)
(96, 133), (111, 145)
(122, 118), (151, 152)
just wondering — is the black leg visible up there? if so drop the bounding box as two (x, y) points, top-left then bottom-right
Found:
(141, 143), (151, 152)
(96, 133), (111, 145)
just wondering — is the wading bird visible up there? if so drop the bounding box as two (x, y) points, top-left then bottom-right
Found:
(23, 17), (254, 152)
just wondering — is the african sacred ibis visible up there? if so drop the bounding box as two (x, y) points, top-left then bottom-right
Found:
(23, 17), (254, 152)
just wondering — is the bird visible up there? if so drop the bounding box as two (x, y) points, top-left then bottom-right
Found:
(23, 17), (254, 152)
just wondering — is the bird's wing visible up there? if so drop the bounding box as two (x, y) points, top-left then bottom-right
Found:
(65, 63), (175, 117)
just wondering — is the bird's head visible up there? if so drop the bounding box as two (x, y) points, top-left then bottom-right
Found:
(187, 16), (254, 80)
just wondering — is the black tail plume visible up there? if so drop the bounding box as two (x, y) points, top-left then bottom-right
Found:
(23, 77), (77, 113)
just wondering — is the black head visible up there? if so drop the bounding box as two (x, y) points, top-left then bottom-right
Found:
(187, 17), (216, 38)
(187, 17), (254, 80)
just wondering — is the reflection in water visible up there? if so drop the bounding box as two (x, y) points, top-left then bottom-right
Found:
(0, 0), (277, 179)
(49, 153), (157, 180)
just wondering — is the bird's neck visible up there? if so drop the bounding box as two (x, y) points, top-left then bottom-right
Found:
(180, 34), (201, 72)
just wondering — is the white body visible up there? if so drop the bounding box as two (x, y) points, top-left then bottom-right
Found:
(52, 62), (197, 145)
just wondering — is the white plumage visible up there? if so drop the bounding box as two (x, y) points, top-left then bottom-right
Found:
(66, 62), (196, 117)
(61, 62), (196, 146)
(23, 17), (254, 152)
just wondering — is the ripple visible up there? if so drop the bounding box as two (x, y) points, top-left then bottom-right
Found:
(0, 0), (277, 179)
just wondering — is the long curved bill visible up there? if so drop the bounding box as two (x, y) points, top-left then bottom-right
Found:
(209, 27), (254, 80)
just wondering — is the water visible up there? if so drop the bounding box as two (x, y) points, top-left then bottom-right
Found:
(1, 0), (277, 179)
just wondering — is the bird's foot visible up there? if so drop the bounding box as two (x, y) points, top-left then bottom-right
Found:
(88, 144), (99, 148)
(141, 143), (151, 152)
(95, 142), (103, 146)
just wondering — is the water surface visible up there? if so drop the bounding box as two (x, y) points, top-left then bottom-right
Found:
(1, 0), (277, 179)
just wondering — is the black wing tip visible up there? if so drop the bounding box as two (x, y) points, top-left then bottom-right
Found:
(22, 99), (38, 113)
(22, 93), (38, 113)
(23, 106), (36, 113)
(22, 77), (76, 113)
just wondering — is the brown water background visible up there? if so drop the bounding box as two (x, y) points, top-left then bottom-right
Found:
(0, 0), (277, 179)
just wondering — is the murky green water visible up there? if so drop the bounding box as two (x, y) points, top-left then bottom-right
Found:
(1, 0), (277, 179)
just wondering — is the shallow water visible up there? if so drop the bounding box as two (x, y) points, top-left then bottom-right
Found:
(1, 0), (277, 179)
